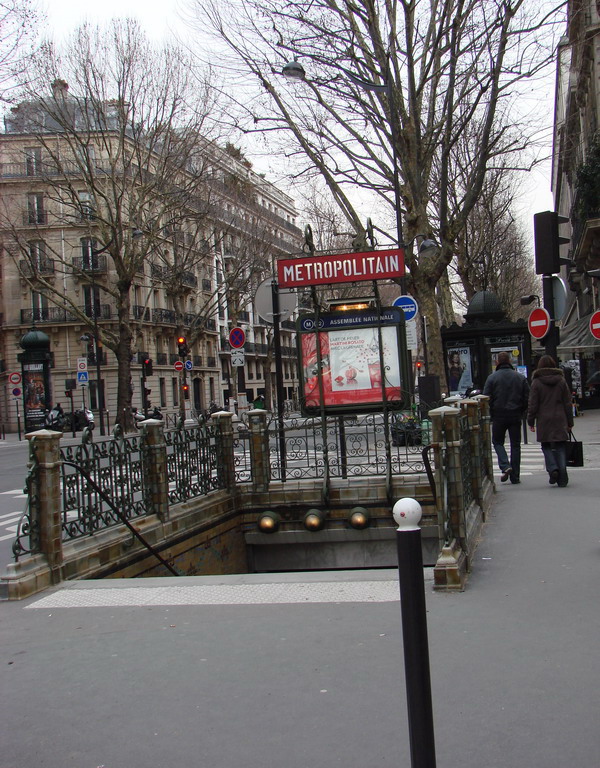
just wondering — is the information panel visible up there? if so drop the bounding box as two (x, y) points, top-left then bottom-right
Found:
(297, 308), (409, 415)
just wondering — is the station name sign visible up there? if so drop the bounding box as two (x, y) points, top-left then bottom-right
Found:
(277, 248), (405, 288)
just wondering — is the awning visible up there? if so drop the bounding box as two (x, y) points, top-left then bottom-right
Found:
(558, 313), (600, 350)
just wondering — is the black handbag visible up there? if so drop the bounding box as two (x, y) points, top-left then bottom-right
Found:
(566, 432), (584, 467)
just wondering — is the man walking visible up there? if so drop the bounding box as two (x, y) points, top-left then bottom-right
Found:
(483, 351), (530, 484)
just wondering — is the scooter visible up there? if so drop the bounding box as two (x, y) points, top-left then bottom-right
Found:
(45, 406), (65, 431)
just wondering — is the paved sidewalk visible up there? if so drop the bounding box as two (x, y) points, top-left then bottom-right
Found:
(0, 413), (599, 768)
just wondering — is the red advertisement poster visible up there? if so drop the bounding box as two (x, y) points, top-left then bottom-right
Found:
(302, 326), (402, 409)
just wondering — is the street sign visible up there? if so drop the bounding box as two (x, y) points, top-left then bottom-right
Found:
(405, 319), (418, 350)
(277, 247), (404, 288)
(184, 360), (193, 370)
(528, 307), (551, 340)
(174, 360), (184, 371)
(229, 327), (246, 349)
(77, 371), (89, 383)
(8, 372), (21, 385)
(77, 357), (88, 372)
(12, 388), (21, 397)
(393, 295), (419, 322)
(231, 349), (245, 367)
(589, 310), (600, 340)
(255, 277), (297, 324)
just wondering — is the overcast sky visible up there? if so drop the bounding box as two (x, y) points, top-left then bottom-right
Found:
(43, 0), (556, 235)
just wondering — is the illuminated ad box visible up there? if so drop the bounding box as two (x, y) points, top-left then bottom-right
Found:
(297, 307), (410, 416)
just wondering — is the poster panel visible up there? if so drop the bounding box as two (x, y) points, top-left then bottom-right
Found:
(490, 345), (522, 370)
(446, 346), (473, 394)
(23, 362), (48, 429)
(299, 309), (406, 414)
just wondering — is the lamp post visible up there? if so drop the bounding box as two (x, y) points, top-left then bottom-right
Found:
(282, 59), (406, 290)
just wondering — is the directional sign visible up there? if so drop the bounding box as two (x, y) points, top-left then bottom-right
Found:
(77, 371), (89, 383)
(8, 372), (21, 386)
(184, 360), (193, 370)
(589, 310), (600, 340)
(231, 349), (245, 367)
(229, 327), (246, 349)
(528, 307), (551, 340)
(393, 295), (419, 322)
(174, 360), (184, 372)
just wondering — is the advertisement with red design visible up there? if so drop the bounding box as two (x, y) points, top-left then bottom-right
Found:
(298, 309), (408, 415)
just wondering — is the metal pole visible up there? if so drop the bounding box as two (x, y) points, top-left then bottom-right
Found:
(16, 400), (22, 441)
(393, 498), (437, 768)
(94, 317), (105, 435)
(542, 274), (559, 361)
(271, 279), (287, 480)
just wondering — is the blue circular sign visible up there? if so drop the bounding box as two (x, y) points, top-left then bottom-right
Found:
(229, 327), (246, 349)
(393, 295), (419, 322)
(184, 360), (193, 370)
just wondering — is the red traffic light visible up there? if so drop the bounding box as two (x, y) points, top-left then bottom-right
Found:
(416, 360), (423, 369)
(177, 336), (186, 345)
(65, 390), (73, 399)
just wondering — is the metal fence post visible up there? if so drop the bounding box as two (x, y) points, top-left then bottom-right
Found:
(393, 497), (437, 768)
(212, 411), (236, 491)
(141, 420), (169, 521)
(248, 408), (270, 491)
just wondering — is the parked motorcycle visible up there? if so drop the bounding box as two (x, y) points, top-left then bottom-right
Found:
(45, 405), (65, 431)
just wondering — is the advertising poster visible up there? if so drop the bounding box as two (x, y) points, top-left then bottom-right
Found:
(301, 325), (403, 410)
(447, 347), (473, 393)
(23, 362), (48, 429)
(490, 346), (521, 370)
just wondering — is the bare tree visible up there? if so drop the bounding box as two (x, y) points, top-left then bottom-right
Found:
(2, 20), (223, 427)
(188, 0), (564, 382)
(0, 0), (39, 103)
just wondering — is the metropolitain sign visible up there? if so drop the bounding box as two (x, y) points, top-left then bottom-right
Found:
(277, 248), (405, 288)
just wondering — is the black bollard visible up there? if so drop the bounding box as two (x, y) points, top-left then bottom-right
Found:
(393, 498), (437, 768)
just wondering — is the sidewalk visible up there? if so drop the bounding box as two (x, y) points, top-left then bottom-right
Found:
(0, 414), (598, 768)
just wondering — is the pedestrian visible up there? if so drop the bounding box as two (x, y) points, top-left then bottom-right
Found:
(527, 355), (574, 487)
(483, 351), (530, 484)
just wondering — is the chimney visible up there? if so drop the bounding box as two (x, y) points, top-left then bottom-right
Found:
(51, 79), (69, 97)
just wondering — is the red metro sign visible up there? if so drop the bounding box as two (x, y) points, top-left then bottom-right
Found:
(277, 248), (405, 288)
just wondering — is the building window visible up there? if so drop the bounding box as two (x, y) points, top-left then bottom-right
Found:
(28, 240), (46, 269)
(83, 285), (101, 318)
(31, 291), (48, 321)
(159, 377), (167, 408)
(172, 377), (179, 407)
(77, 190), (95, 220)
(27, 193), (45, 224)
(80, 237), (99, 269)
(25, 147), (42, 176)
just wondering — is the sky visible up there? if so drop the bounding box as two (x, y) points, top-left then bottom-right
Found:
(43, 0), (556, 241)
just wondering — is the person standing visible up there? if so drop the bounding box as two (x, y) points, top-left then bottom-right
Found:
(483, 351), (530, 484)
(527, 355), (574, 487)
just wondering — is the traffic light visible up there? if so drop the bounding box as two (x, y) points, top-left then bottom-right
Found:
(415, 360), (423, 371)
(143, 387), (152, 410)
(65, 390), (73, 399)
(177, 336), (189, 357)
(534, 211), (569, 275)
(142, 357), (153, 376)
(182, 382), (190, 400)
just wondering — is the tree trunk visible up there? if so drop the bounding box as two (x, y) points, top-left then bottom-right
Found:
(412, 276), (448, 392)
(115, 290), (134, 430)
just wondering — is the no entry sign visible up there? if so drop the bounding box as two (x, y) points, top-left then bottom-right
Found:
(174, 360), (184, 371)
(589, 310), (600, 340)
(528, 307), (551, 340)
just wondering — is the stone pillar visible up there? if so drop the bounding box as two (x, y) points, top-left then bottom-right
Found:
(26, 429), (63, 582)
(141, 420), (169, 521)
(430, 408), (468, 591)
(212, 411), (236, 491)
(247, 408), (270, 491)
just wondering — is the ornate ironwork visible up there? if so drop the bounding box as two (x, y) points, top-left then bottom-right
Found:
(60, 427), (147, 539)
(12, 440), (41, 561)
(459, 414), (474, 509)
(164, 423), (222, 503)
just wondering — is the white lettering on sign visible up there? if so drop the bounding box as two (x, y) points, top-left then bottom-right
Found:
(278, 249), (404, 287)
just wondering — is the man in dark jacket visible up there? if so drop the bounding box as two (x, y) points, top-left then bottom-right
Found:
(483, 352), (530, 484)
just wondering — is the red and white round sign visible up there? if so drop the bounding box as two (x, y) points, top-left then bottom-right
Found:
(8, 371), (21, 385)
(528, 307), (551, 340)
(174, 360), (184, 371)
(589, 310), (600, 340)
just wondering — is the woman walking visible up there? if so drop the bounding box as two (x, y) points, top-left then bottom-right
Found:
(527, 355), (574, 487)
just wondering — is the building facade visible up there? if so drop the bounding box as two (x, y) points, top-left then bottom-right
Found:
(0, 84), (302, 432)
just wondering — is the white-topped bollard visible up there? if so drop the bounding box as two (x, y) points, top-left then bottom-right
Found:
(393, 497), (437, 768)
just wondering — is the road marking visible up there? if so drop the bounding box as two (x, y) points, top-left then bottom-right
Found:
(0, 489), (26, 497)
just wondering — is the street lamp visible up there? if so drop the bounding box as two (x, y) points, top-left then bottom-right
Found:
(282, 58), (406, 288)
(520, 294), (541, 307)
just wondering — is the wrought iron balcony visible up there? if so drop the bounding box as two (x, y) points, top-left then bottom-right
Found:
(193, 355), (203, 367)
(72, 254), (108, 274)
(133, 305), (151, 321)
(20, 304), (111, 323)
(156, 353), (168, 365)
(207, 356), (217, 368)
(19, 259), (55, 276)
(22, 211), (48, 226)
(152, 308), (177, 325)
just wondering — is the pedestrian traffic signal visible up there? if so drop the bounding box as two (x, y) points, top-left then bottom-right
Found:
(142, 357), (153, 376)
(534, 211), (569, 275)
(65, 390), (73, 399)
(416, 360), (423, 371)
(177, 336), (189, 357)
